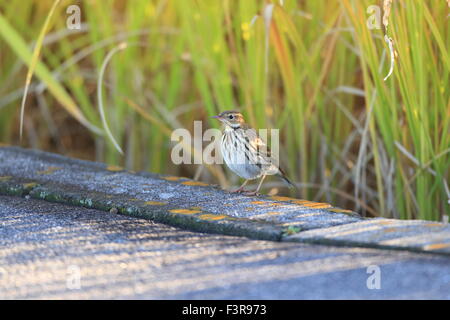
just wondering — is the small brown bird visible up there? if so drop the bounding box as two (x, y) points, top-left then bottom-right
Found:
(212, 110), (295, 195)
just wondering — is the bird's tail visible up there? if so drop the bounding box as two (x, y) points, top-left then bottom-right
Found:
(277, 169), (296, 190)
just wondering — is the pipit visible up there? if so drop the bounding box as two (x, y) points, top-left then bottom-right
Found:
(212, 110), (295, 195)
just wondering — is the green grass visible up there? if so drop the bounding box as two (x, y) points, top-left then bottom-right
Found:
(0, 0), (448, 221)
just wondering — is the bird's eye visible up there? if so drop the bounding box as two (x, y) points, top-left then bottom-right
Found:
(228, 115), (234, 120)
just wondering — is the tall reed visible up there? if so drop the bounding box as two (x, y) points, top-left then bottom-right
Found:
(0, 0), (448, 220)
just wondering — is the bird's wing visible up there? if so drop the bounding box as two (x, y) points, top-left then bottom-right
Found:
(243, 125), (294, 187)
(242, 126), (273, 163)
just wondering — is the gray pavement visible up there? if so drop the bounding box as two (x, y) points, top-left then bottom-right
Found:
(0, 146), (449, 255)
(1, 195), (449, 299)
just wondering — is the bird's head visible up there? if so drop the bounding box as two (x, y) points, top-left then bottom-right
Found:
(212, 110), (245, 129)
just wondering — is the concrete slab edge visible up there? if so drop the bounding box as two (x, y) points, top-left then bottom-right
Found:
(0, 177), (282, 241)
(1, 146), (449, 257)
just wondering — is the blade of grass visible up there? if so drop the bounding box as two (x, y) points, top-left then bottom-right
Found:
(0, 9), (101, 136)
(97, 42), (129, 155)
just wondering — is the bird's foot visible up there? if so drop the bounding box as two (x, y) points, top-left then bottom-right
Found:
(243, 190), (260, 196)
(231, 187), (246, 193)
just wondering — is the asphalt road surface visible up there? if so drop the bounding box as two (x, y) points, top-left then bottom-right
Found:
(0, 195), (449, 299)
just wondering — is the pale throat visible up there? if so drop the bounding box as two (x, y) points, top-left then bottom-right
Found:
(224, 123), (241, 132)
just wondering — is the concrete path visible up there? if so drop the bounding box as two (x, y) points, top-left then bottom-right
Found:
(1, 195), (449, 299)
(0, 146), (449, 299)
(0, 146), (449, 255)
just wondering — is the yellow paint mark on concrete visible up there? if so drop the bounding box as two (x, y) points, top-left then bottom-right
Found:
(250, 201), (267, 205)
(423, 243), (450, 251)
(198, 214), (227, 221)
(292, 200), (311, 205)
(182, 181), (209, 186)
(164, 176), (182, 181)
(302, 202), (332, 209)
(107, 165), (123, 172)
(383, 227), (398, 233)
(377, 220), (395, 225)
(129, 198), (139, 201)
(0, 176), (12, 181)
(269, 196), (332, 209)
(245, 207), (254, 211)
(191, 206), (202, 210)
(169, 209), (201, 215)
(269, 203), (284, 206)
(267, 211), (282, 216)
(424, 223), (444, 228)
(37, 166), (61, 175)
(23, 182), (37, 189)
(145, 201), (166, 205)
(328, 208), (354, 214)
(269, 196), (297, 202)
(311, 203), (332, 209)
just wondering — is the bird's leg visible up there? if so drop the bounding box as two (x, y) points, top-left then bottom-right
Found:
(244, 175), (266, 196)
(232, 179), (249, 193)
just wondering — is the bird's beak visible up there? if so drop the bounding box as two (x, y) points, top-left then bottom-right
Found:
(212, 115), (220, 120)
